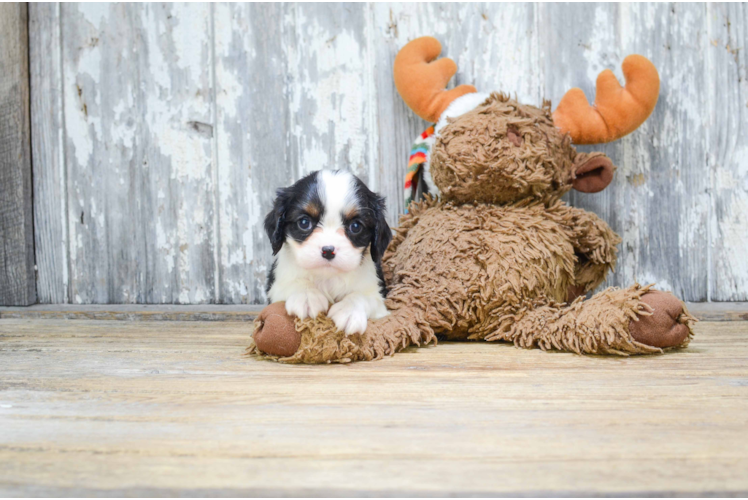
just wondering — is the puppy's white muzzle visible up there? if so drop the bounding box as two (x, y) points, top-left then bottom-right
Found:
(290, 228), (362, 274)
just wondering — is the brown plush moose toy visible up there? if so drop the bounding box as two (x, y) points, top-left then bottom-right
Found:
(248, 36), (695, 363)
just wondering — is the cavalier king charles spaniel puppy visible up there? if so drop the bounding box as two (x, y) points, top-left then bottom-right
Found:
(264, 170), (392, 335)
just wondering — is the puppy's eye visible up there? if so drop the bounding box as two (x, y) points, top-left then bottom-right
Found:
(349, 221), (363, 234)
(297, 217), (312, 231)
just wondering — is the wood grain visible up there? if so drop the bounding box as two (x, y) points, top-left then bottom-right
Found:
(29, 3), (68, 304)
(0, 3), (36, 306)
(687, 301), (748, 321)
(59, 4), (217, 304)
(0, 303), (263, 321)
(213, 3), (299, 305)
(539, 3), (711, 301)
(1, 302), (746, 322)
(708, 3), (748, 301)
(28, 3), (748, 303)
(0, 318), (747, 496)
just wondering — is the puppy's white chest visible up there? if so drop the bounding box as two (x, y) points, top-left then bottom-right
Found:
(313, 276), (350, 303)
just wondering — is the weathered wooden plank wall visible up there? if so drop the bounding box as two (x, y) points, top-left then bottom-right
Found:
(709, 3), (748, 301)
(0, 3), (36, 306)
(29, 2), (748, 304)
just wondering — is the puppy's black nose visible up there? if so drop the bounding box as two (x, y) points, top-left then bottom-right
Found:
(321, 246), (335, 260)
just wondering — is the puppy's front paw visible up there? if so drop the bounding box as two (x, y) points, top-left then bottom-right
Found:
(328, 298), (368, 335)
(285, 289), (330, 320)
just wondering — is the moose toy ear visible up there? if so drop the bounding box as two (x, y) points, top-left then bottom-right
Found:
(572, 153), (616, 193)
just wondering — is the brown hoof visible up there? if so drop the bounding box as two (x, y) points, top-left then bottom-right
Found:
(253, 302), (301, 357)
(629, 290), (690, 348)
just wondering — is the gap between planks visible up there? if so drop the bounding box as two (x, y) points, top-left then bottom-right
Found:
(0, 302), (747, 322)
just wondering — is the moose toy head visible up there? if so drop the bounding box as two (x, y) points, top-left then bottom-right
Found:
(395, 37), (660, 205)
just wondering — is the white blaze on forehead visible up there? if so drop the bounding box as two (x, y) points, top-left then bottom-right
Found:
(285, 170), (362, 275)
(317, 170), (358, 229)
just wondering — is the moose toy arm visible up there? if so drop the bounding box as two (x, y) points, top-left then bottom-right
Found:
(547, 201), (621, 299)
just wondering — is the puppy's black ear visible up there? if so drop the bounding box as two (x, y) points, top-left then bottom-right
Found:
(264, 188), (290, 255)
(370, 195), (392, 263)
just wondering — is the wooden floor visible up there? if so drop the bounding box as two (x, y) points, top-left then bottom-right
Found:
(1, 319), (747, 497)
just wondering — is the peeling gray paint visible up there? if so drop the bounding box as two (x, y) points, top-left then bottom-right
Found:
(30, 3), (748, 303)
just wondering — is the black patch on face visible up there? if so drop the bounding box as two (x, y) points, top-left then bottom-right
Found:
(346, 174), (393, 297)
(264, 170), (393, 298)
(347, 175), (393, 263)
(263, 171), (325, 255)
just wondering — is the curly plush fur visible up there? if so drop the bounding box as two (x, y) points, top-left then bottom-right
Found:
(248, 307), (436, 364)
(432, 94), (576, 205)
(249, 92), (696, 363)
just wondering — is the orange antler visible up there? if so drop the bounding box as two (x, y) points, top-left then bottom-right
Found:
(553, 55), (660, 145)
(394, 37), (477, 123)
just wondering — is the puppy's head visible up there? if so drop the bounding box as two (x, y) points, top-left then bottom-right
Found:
(264, 170), (392, 273)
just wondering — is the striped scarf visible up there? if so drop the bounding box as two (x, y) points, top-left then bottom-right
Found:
(404, 126), (437, 213)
